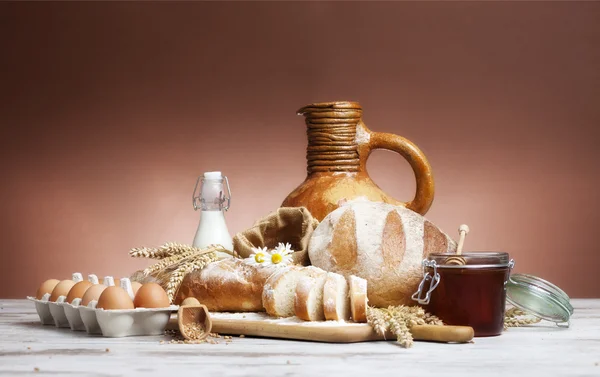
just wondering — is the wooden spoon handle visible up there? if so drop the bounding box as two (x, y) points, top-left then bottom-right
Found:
(411, 325), (474, 343)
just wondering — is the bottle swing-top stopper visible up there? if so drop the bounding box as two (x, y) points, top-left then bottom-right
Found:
(445, 224), (469, 266)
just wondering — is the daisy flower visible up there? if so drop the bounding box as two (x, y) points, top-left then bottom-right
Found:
(276, 242), (293, 255)
(270, 242), (294, 265)
(245, 246), (271, 266)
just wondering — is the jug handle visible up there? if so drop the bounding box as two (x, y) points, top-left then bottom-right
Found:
(367, 131), (435, 215)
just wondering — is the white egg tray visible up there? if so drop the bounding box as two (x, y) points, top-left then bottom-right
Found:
(94, 305), (179, 337)
(28, 274), (178, 338)
(28, 297), (177, 337)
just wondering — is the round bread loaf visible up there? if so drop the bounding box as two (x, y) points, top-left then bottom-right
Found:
(308, 200), (457, 307)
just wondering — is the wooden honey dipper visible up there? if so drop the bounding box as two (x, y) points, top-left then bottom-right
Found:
(445, 224), (469, 265)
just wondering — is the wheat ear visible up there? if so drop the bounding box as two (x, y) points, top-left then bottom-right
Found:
(504, 307), (541, 329)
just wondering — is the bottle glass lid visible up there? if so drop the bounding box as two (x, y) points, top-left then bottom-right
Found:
(506, 273), (574, 325)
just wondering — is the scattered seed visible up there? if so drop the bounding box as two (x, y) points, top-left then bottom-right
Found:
(182, 322), (207, 340)
(27, 347), (31, 350)
(34, 367), (39, 372)
(286, 360), (291, 365)
(239, 334), (245, 338)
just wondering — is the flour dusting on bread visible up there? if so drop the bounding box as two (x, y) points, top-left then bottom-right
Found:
(308, 201), (457, 307)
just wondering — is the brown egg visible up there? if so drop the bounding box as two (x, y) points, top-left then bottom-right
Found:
(81, 284), (108, 306)
(133, 283), (170, 308)
(181, 297), (201, 307)
(36, 279), (60, 300)
(97, 286), (134, 310)
(65, 280), (93, 303)
(49, 280), (76, 302)
(131, 281), (142, 296)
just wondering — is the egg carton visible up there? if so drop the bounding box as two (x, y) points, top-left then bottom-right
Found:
(94, 304), (178, 337)
(27, 273), (85, 327)
(29, 273), (178, 337)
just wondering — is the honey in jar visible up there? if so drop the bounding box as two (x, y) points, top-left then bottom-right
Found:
(412, 252), (514, 337)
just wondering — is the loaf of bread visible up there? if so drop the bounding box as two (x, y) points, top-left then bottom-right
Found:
(175, 259), (286, 311)
(308, 200), (457, 307)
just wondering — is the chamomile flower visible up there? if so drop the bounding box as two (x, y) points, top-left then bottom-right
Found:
(245, 246), (271, 266)
(270, 242), (294, 265)
(275, 242), (293, 255)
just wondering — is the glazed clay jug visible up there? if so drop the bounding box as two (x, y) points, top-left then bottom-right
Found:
(282, 101), (435, 221)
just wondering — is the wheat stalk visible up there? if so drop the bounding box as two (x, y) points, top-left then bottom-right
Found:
(383, 308), (413, 348)
(129, 246), (171, 259)
(165, 261), (196, 302)
(129, 243), (199, 260)
(130, 242), (231, 303)
(142, 250), (199, 275)
(504, 307), (541, 329)
(366, 305), (444, 348)
(164, 252), (218, 302)
(366, 307), (388, 337)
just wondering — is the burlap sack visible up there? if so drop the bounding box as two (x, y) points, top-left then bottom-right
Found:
(233, 207), (319, 266)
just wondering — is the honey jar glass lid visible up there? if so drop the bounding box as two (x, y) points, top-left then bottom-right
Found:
(506, 273), (574, 325)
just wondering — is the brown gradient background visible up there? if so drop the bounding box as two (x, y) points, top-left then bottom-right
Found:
(1, 1), (599, 298)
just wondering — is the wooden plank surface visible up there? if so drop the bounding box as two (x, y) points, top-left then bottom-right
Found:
(1, 299), (599, 377)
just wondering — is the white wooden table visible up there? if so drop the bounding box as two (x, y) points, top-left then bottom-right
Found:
(1, 299), (599, 376)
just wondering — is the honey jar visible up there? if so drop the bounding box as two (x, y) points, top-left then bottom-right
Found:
(412, 252), (514, 337)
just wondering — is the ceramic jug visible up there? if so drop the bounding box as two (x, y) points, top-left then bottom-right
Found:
(281, 101), (435, 221)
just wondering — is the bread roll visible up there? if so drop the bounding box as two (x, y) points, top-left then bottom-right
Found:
(308, 200), (456, 307)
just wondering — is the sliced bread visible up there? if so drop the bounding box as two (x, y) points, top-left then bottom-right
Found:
(294, 271), (328, 321)
(323, 272), (351, 321)
(349, 275), (368, 323)
(262, 266), (325, 318)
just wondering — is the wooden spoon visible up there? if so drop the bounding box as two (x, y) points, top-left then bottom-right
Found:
(177, 298), (212, 341)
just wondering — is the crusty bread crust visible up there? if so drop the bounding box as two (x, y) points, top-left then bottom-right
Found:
(349, 275), (368, 323)
(323, 272), (350, 321)
(175, 259), (284, 312)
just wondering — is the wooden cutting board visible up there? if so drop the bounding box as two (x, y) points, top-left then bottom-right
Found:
(167, 312), (474, 344)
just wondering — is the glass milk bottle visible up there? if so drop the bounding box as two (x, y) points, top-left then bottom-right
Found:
(192, 171), (233, 255)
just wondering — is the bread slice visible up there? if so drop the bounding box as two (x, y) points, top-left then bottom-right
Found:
(294, 272), (328, 321)
(349, 275), (368, 323)
(262, 266), (324, 318)
(323, 272), (351, 321)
